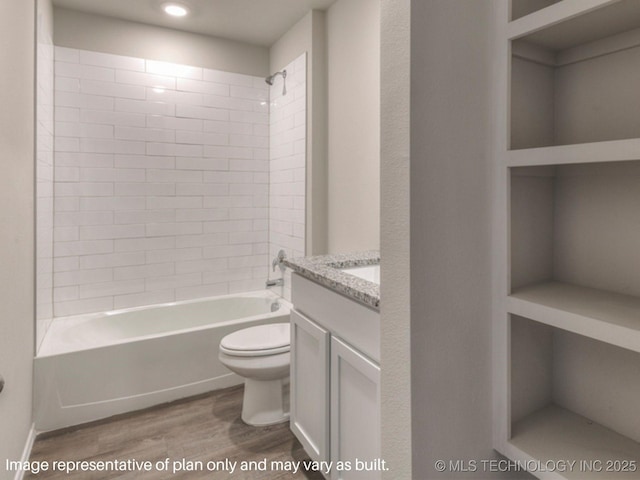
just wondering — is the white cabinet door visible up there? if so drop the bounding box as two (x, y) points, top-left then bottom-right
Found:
(330, 337), (381, 480)
(290, 309), (330, 462)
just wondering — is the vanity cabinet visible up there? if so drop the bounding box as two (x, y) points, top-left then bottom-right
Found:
(289, 273), (380, 480)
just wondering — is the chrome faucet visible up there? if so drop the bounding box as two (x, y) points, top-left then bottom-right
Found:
(266, 250), (287, 288)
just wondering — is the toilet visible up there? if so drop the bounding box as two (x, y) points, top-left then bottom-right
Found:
(219, 323), (290, 426)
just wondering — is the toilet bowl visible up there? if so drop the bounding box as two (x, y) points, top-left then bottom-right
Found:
(219, 323), (290, 426)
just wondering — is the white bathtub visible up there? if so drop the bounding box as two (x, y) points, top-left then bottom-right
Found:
(34, 290), (290, 432)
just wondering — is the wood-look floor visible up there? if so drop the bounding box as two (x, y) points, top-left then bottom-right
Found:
(27, 385), (324, 480)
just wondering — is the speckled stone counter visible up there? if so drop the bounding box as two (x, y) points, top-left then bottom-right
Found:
(283, 251), (380, 310)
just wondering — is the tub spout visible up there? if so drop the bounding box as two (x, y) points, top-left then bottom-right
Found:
(266, 278), (284, 288)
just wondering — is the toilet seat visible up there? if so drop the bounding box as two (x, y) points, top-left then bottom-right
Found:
(220, 323), (290, 357)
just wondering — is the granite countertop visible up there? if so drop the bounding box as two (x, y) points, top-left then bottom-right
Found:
(283, 251), (380, 310)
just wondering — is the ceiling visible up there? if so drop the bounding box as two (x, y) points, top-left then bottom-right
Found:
(52, 0), (337, 47)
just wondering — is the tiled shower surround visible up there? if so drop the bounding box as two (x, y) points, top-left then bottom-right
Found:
(268, 55), (306, 301)
(36, 8), (55, 345)
(51, 47), (304, 317)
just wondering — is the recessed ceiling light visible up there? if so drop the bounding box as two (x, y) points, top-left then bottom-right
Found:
(162, 3), (189, 17)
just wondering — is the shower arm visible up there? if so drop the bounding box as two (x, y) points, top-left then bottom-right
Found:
(265, 70), (287, 96)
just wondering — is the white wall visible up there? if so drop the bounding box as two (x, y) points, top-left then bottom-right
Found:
(270, 11), (328, 256)
(270, 13), (312, 79)
(380, 0), (411, 478)
(52, 47), (271, 316)
(326, 0), (380, 253)
(409, 1), (530, 478)
(54, 8), (269, 77)
(0, 0), (35, 475)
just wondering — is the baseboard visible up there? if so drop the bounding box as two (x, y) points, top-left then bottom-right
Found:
(13, 424), (36, 480)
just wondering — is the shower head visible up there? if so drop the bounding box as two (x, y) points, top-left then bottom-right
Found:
(265, 70), (286, 85)
(265, 70), (287, 95)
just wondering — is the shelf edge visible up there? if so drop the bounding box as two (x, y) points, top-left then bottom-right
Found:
(499, 441), (567, 480)
(507, 138), (640, 167)
(506, 0), (621, 41)
(507, 294), (640, 353)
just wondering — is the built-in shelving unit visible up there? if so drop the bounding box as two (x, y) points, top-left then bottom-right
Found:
(494, 1), (640, 478)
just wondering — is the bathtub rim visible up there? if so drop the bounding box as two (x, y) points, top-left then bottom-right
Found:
(38, 289), (291, 358)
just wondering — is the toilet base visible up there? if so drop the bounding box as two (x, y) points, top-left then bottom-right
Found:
(241, 377), (290, 426)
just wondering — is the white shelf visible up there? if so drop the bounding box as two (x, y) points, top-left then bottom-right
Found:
(507, 0), (640, 48)
(507, 138), (640, 167)
(508, 282), (640, 353)
(507, 405), (640, 479)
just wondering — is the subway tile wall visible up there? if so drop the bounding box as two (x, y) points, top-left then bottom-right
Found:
(269, 54), (306, 301)
(52, 47), (274, 316)
(36, 11), (55, 347)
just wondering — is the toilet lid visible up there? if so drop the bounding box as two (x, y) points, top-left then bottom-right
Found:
(220, 323), (290, 353)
